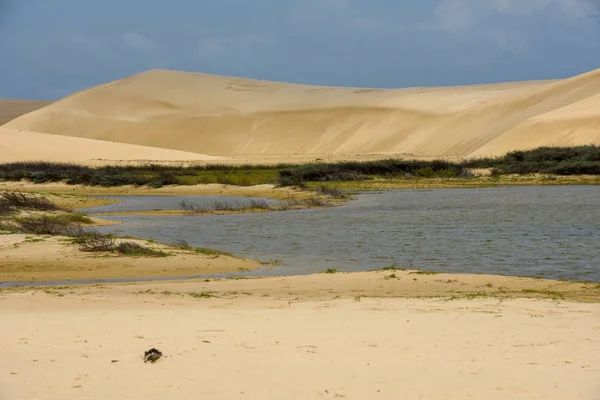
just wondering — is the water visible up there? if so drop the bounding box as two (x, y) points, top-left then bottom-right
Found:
(83, 195), (280, 213)
(83, 186), (600, 282)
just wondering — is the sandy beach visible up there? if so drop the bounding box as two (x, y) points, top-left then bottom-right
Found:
(2, 273), (599, 400)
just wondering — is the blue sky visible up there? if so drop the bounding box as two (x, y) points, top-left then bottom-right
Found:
(1, 0), (599, 99)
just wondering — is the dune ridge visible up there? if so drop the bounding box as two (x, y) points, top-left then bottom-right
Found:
(2, 68), (600, 163)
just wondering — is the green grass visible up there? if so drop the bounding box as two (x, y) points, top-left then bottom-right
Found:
(2, 146), (599, 189)
(461, 291), (491, 300)
(192, 247), (233, 257)
(322, 268), (339, 274)
(173, 239), (233, 257)
(115, 241), (169, 257)
(50, 212), (93, 224)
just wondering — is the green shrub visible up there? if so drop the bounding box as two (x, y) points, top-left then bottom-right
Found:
(115, 241), (168, 257)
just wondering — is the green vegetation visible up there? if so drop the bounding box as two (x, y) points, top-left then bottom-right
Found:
(464, 145), (600, 175)
(0, 161), (282, 187)
(115, 241), (169, 257)
(13, 215), (78, 235)
(0, 191), (63, 215)
(173, 239), (233, 257)
(409, 270), (440, 275)
(278, 159), (467, 186)
(521, 289), (565, 299)
(322, 268), (339, 274)
(188, 291), (216, 299)
(1, 147), (598, 189)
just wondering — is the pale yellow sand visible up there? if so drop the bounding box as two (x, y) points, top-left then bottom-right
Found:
(1, 274), (599, 400)
(0, 234), (260, 282)
(2, 68), (600, 163)
(0, 128), (227, 163)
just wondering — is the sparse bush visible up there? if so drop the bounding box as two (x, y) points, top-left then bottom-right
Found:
(15, 215), (74, 235)
(249, 199), (271, 209)
(213, 200), (238, 211)
(174, 239), (192, 249)
(0, 200), (11, 216)
(116, 241), (168, 257)
(1, 191), (62, 211)
(316, 185), (348, 199)
(76, 230), (117, 252)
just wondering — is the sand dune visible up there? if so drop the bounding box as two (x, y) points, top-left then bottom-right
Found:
(0, 99), (50, 126)
(0, 128), (226, 163)
(2, 68), (600, 162)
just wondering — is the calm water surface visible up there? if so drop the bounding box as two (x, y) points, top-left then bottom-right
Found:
(83, 186), (600, 282)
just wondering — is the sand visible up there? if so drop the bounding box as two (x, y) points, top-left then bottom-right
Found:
(0, 99), (50, 126)
(0, 234), (260, 283)
(1, 68), (600, 164)
(1, 273), (599, 399)
(0, 128), (228, 163)
(0, 181), (309, 201)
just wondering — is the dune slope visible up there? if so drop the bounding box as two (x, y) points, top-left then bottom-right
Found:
(0, 99), (51, 125)
(2, 68), (600, 161)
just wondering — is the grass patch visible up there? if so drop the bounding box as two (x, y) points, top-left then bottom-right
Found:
(115, 241), (169, 257)
(322, 268), (339, 274)
(409, 270), (440, 275)
(3, 147), (599, 190)
(0, 161), (282, 187)
(188, 291), (216, 299)
(0, 191), (62, 211)
(461, 291), (491, 300)
(174, 239), (233, 257)
(521, 289), (565, 299)
(193, 247), (232, 257)
(14, 215), (76, 235)
(378, 265), (406, 271)
(315, 185), (350, 199)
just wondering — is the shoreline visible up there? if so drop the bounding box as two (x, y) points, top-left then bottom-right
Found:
(2, 270), (599, 303)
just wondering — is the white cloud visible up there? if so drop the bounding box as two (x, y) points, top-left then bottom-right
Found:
(428, 0), (598, 34)
(430, 0), (474, 34)
(492, 31), (529, 54)
(196, 34), (271, 60)
(65, 32), (93, 46)
(122, 32), (157, 51)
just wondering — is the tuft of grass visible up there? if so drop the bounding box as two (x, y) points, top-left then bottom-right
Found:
(462, 291), (491, 300)
(188, 291), (216, 299)
(409, 270), (440, 275)
(192, 247), (232, 257)
(521, 289), (565, 299)
(15, 215), (75, 235)
(315, 185), (349, 199)
(322, 268), (339, 274)
(379, 265), (405, 271)
(0, 191), (62, 211)
(173, 239), (233, 257)
(76, 230), (116, 252)
(115, 241), (169, 257)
